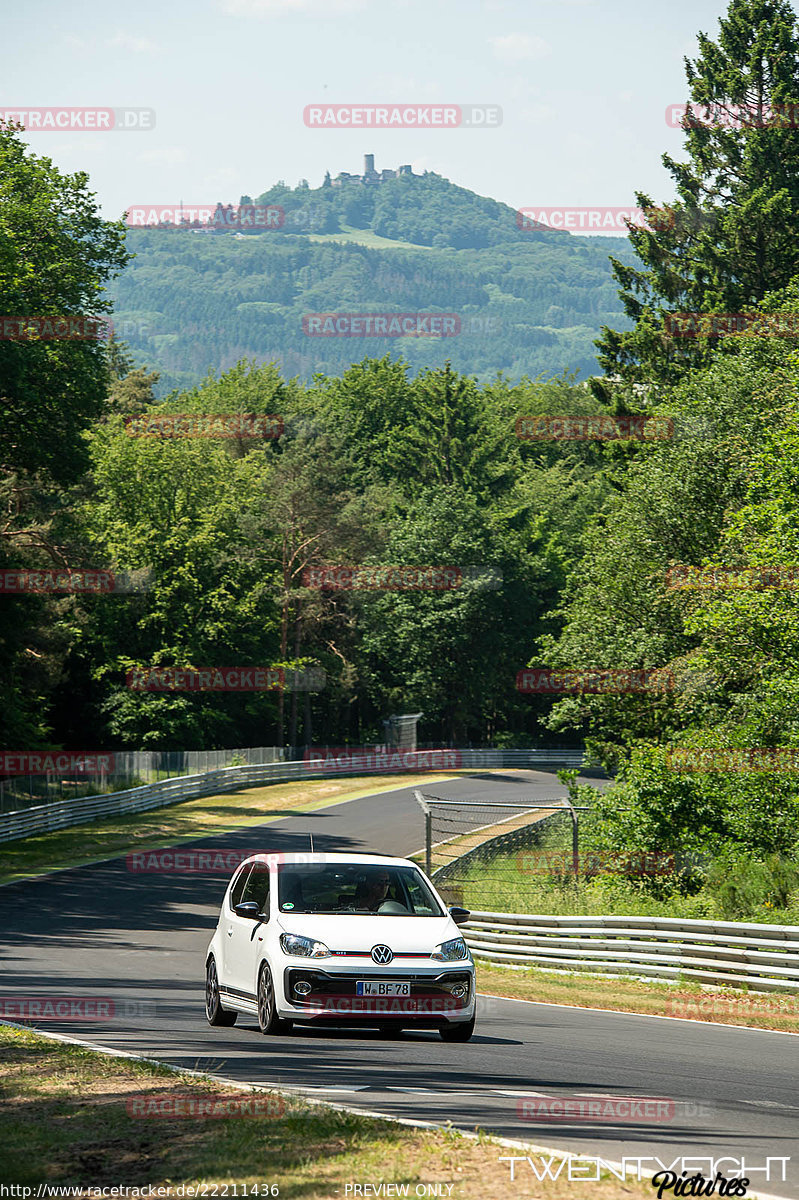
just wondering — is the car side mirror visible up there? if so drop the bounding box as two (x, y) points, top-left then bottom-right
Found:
(449, 905), (471, 926)
(234, 901), (262, 920)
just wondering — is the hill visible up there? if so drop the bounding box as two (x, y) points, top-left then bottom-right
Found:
(109, 168), (638, 393)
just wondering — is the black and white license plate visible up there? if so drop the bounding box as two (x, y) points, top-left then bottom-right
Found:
(355, 980), (411, 997)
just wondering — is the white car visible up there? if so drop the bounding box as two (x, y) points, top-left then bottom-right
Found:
(205, 851), (476, 1041)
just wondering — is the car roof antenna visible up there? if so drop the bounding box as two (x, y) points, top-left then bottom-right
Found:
(309, 833), (314, 853)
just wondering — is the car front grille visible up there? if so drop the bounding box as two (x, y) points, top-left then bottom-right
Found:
(284, 968), (472, 1015)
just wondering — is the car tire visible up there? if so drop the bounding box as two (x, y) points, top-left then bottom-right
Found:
(440, 1017), (475, 1042)
(205, 957), (237, 1027)
(257, 962), (292, 1035)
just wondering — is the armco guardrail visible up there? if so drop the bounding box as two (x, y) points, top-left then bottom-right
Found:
(464, 912), (799, 993)
(0, 748), (587, 844)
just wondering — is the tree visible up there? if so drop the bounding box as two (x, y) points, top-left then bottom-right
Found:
(595, 0), (799, 392)
(0, 122), (129, 746)
(0, 122), (130, 484)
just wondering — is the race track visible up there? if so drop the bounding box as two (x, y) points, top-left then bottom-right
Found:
(1, 770), (796, 1198)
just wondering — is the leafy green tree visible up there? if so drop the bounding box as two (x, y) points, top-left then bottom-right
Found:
(0, 123), (129, 483)
(0, 122), (128, 746)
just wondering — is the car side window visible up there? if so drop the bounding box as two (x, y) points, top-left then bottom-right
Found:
(229, 864), (252, 911)
(240, 863), (270, 916)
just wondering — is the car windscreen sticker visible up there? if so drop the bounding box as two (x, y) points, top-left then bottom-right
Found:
(282, 902), (294, 909)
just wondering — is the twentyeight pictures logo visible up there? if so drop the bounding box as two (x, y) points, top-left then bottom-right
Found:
(303, 104), (501, 128)
(0, 107), (155, 130)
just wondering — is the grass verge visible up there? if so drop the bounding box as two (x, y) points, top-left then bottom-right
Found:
(0, 773), (456, 887)
(0, 1024), (658, 1199)
(476, 961), (799, 1032)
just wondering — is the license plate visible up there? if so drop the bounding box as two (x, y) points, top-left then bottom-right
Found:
(356, 981), (410, 997)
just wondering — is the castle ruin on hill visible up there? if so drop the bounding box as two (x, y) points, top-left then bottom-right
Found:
(331, 154), (417, 187)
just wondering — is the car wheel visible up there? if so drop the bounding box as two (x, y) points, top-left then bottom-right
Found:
(257, 962), (292, 1035)
(205, 957), (237, 1027)
(440, 1017), (475, 1042)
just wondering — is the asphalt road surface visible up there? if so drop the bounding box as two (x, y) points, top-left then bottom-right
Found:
(1, 770), (796, 1198)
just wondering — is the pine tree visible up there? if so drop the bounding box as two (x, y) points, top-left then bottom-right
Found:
(595, 0), (799, 396)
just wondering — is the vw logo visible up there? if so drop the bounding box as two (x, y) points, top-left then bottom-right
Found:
(371, 944), (394, 965)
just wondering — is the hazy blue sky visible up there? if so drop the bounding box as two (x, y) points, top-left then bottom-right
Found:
(4, 0), (747, 227)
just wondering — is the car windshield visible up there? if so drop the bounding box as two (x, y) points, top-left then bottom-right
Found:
(277, 863), (445, 916)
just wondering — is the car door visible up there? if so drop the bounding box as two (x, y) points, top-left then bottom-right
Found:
(221, 863), (252, 994)
(224, 859), (271, 1000)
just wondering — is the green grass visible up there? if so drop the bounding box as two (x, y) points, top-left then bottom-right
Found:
(304, 224), (434, 250)
(476, 962), (799, 1031)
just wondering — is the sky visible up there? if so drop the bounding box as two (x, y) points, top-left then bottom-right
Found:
(2, 0), (752, 230)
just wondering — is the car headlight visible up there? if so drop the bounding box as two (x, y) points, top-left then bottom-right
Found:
(432, 937), (468, 961)
(279, 932), (331, 958)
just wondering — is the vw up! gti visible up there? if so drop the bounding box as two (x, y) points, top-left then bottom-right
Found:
(205, 852), (476, 1041)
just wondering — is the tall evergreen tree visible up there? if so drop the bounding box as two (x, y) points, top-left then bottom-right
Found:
(594, 0), (799, 396)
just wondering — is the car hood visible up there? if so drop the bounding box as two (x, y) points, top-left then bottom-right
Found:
(276, 913), (461, 954)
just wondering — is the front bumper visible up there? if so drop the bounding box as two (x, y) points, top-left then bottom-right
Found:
(280, 966), (475, 1025)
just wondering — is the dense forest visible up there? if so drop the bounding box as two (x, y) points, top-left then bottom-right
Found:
(3, 0), (799, 915)
(111, 174), (636, 393)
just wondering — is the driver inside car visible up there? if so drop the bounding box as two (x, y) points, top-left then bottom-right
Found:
(354, 870), (391, 911)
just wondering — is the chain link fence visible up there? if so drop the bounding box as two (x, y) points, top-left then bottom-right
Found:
(0, 746), (289, 814)
(414, 789), (577, 909)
